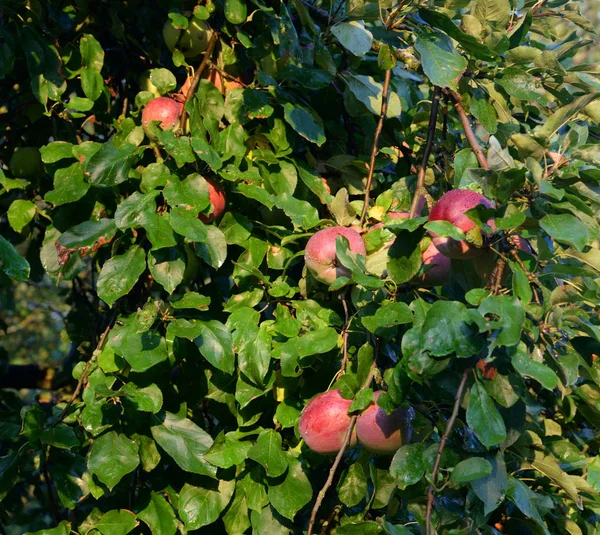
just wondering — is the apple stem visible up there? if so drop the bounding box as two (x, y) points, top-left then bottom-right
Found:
(307, 358), (379, 535)
(178, 31), (219, 133)
(448, 90), (489, 170)
(425, 368), (471, 535)
(359, 69), (392, 226)
(409, 86), (442, 219)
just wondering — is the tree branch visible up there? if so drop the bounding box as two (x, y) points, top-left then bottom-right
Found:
(360, 69), (392, 226)
(425, 368), (471, 535)
(307, 358), (379, 535)
(448, 91), (488, 170)
(51, 311), (117, 427)
(178, 32), (219, 133)
(409, 87), (442, 219)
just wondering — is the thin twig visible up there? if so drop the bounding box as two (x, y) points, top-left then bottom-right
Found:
(307, 360), (379, 535)
(360, 69), (392, 226)
(178, 32), (219, 133)
(409, 87), (442, 219)
(339, 291), (350, 374)
(425, 368), (471, 535)
(448, 91), (488, 170)
(298, 0), (331, 23)
(51, 312), (117, 427)
(207, 62), (247, 87)
(490, 256), (507, 295)
(41, 451), (60, 524)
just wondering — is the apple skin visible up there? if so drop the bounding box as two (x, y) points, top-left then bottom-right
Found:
(142, 97), (183, 136)
(299, 389), (357, 455)
(418, 240), (451, 287)
(356, 391), (414, 454)
(206, 70), (244, 93)
(305, 226), (366, 285)
(10, 147), (43, 179)
(199, 177), (226, 223)
(163, 18), (212, 58)
(428, 189), (495, 259)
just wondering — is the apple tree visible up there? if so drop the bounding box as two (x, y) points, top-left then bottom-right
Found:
(1, 0), (600, 533)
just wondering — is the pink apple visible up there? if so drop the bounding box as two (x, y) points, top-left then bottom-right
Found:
(305, 226), (366, 285)
(418, 240), (451, 287)
(356, 391), (414, 454)
(199, 177), (226, 223)
(428, 189), (494, 259)
(142, 97), (183, 136)
(299, 389), (357, 454)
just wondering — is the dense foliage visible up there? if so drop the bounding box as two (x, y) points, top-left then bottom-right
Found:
(1, 0), (600, 533)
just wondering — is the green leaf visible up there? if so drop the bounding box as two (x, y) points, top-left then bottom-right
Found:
(110, 326), (168, 373)
(225, 0), (247, 24)
(121, 383), (163, 413)
(80, 34), (104, 72)
(470, 453), (508, 515)
(148, 247), (185, 294)
(268, 455), (313, 520)
(114, 191), (159, 229)
(193, 320), (235, 374)
(450, 457), (493, 484)
(85, 142), (140, 187)
(158, 132), (196, 168)
(150, 411), (216, 477)
(344, 74), (402, 118)
(163, 173), (210, 212)
(588, 456), (600, 491)
(534, 93), (599, 141)
(377, 44), (397, 70)
(282, 103), (326, 147)
(0, 235), (30, 281)
(274, 193), (320, 230)
(40, 425), (81, 450)
(471, 95), (498, 134)
(415, 30), (467, 90)
(205, 432), (251, 469)
(331, 21), (373, 57)
(248, 429), (289, 478)
(7, 199), (35, 233)
(179, 480), (235, 530)
(540, 214), (590, 251)
(24, 521), (71, 535)
(473, 0), (510, 25)
(496, 67), (547, 103)
(97, 510), (138, 535)
(196, 225), (228, 269)
(419, 9), (498, 61)
(223, 490), (252, 535)
(511, 345), (558, 390)
(170, 206), (208, 242)
(477, 295), (524, 347)
(466, 382), (507, 449)
(45, 162), (90, 205)
(58, 219), (117, 249)
(88, 431), (140, 491)
(506, 477), (548, 534)
(338, 463), (367, 507)
(149, 68), (177, 94)
(420, 301), (481, 358)
(138, 493), (177, 535)
(97, 246), (147, 307)
(296, 327), (339, 357)
(238, 326), (272, 387)
(390, 443), (427, 489)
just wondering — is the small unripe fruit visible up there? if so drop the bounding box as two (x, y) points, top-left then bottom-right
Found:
(10, 147), (43, 179)
(428, 189), (494, 259)
(142, 97), (183, 136)
(356, 391), (414, 454)
(299, 390), (357, 454)
(199, 177), (226, 223)
(163, 18), (212, 58)
(305, 226), (366, 285)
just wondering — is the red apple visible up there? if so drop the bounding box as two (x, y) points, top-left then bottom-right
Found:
(428, 189), (494, 259)
(206, 69), (244, 93)
(356, 391), (414, 454)
(142, 97), (183, 136)
(418, 240), (451, 287)
(305, 226), (366, 285)
(199, 177), (226, 223)
(299, 389), (357, 454)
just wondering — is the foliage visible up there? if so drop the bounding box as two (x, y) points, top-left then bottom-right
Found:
(1, 0), (600, 533)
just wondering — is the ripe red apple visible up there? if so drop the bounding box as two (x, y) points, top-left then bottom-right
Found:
(206, 69), (244, 93)
(142, 97), (183, 137)
(428, 189), (495, 259)
(356, 391), (414, 454)
(418, 240), (451, 287)
(299, 389), (357, 454)
(198, 177), (226, 223)
(305, 226), (366, 285)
